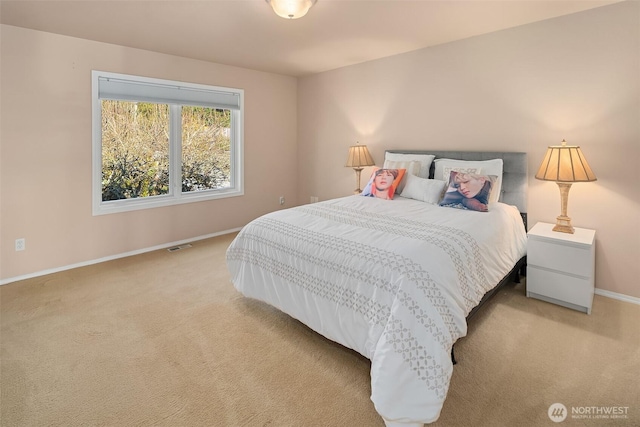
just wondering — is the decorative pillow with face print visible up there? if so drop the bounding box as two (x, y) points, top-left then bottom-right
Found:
(434, 158), (503, 203)
(439, 170), (497, 212)
(361, 168), (407, 200)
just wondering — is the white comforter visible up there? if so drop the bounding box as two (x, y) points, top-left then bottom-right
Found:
(226, 195), (527, 426)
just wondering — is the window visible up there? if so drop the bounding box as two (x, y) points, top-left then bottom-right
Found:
(92, 71), (243, 215)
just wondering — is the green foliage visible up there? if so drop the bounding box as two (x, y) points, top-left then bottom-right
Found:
(101, 101), (231, 201)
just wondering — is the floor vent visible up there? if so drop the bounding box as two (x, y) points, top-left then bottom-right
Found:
(167, 244), (193, 252)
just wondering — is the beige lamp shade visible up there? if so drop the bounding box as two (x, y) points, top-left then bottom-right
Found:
(345, 143), (375, 194)
(535, 140), (596, 233)
(345, 144), (375, 168)
(535, 140), (597, 182)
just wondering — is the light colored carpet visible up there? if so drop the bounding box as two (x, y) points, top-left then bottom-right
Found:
(1, 233), (638, 426)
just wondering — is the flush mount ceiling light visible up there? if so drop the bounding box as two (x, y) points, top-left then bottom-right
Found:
(266, 0), (317, 19)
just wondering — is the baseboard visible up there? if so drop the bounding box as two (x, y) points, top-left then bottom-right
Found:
(5, 243), (640, 307)
(0, 228), (242, 286)
(595, 288), (640, 306)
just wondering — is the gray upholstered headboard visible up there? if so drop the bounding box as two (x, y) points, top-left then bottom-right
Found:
(385, 150), (528, 215)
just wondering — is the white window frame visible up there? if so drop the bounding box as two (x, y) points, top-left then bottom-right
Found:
(91, 70), (244, 215)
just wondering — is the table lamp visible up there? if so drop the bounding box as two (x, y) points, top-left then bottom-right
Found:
(345, 142), (375, 194)
(535, 139), (597, 233)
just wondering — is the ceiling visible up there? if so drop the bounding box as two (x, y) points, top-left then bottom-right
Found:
(0, 0), (620, 77)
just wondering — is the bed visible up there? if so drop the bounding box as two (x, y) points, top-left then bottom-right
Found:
(226, 151), (527, 426)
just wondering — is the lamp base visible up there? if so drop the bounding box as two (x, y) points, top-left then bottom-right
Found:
(553, 215), (575, 234)
(353, 167), (364, 195)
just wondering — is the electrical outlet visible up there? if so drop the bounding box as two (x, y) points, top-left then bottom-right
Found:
(279, 196), (285, 205)
(15, 238), (26, 251)
(310, 196), (319, 203)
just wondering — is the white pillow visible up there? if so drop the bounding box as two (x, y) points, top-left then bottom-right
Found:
(400, 174), (447, 205)
(433, 158), (503, 203)
(384, 153), (435, 179)
(382, 160), (421, 193)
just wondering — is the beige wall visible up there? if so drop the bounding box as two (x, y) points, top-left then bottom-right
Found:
(0, 25), (298, 280)
(2, 2), (639, 300)
(298, 2), (640, 298)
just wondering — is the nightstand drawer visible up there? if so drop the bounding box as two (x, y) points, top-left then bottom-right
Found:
(527, 266), (594, 309)
(528, 239), (593, 277)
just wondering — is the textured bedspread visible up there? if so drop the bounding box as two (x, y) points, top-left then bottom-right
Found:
(226, 195), (526, 426)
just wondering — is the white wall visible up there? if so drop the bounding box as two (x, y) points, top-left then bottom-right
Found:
(297, 2), (640, 298)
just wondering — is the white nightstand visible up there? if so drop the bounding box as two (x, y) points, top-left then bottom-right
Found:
(526, 222), (596, 314)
